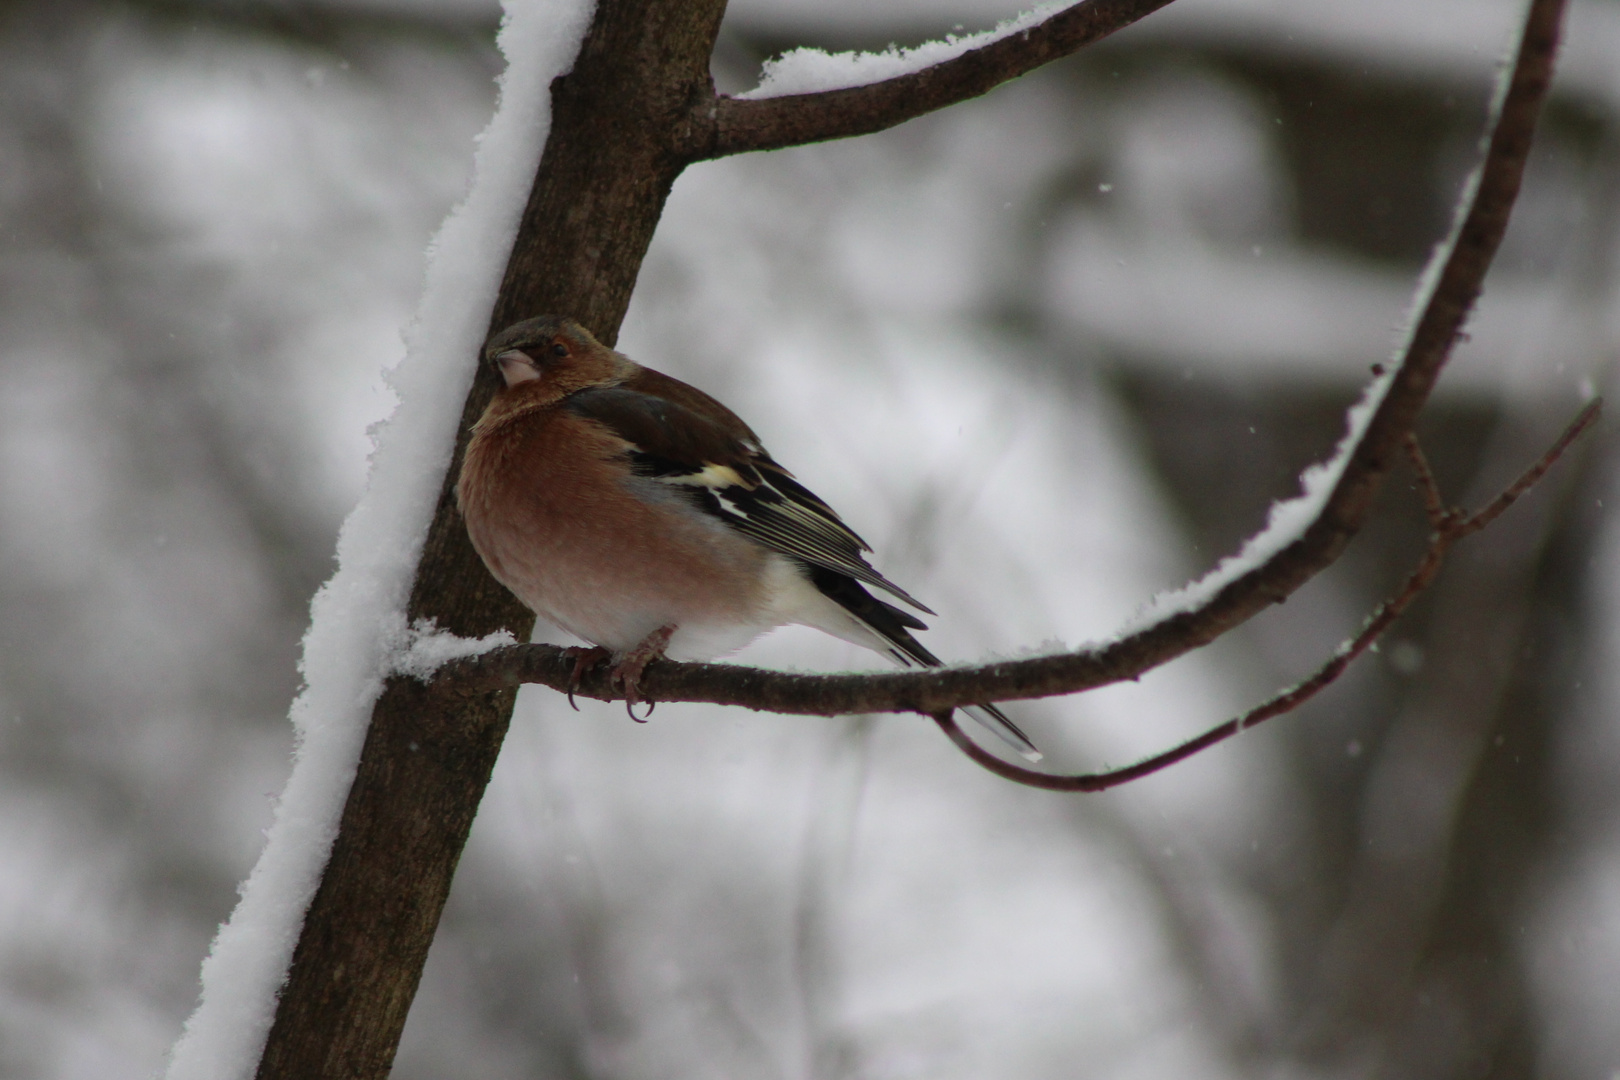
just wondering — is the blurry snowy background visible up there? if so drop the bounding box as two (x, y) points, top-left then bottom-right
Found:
(2, 0), (1619, 1076)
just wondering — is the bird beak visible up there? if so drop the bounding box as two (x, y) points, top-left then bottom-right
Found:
(495, 349), (540, 386)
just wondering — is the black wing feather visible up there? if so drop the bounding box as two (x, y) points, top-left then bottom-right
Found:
(802, 564), (1039, 757)
(565, 385), (934, 614)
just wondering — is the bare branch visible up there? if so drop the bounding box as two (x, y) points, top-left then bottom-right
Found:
(1403, 433), (1449, 529)
(452, 0), (1569, 724)
(927, 398), (1601, 791)
(686, 0), (1179, 160)
(1459, 398), (1600, 538)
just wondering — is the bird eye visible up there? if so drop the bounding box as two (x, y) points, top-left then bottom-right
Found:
(550, 342), (569, 358)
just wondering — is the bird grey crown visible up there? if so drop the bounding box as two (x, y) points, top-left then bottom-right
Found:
(483, 315), (591, 363)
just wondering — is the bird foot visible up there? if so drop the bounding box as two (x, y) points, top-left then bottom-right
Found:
(562, 645), (611, 711)
(611, 624), (676, 721)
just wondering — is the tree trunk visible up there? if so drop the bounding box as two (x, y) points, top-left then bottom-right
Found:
(254, 0), (727, 1074)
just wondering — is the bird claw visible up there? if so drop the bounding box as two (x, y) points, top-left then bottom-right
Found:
(610, 624), (676, 722)
(562, 646), (611, 711)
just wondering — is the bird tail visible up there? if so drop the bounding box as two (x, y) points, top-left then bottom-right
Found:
(804, 565), (1042, 762)
(957, 703), (1043, 764)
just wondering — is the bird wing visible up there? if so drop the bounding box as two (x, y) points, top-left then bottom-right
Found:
(562, 384), (935, 615)
(564, 381), (1041, 761)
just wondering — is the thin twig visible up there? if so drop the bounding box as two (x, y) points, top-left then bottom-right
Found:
(931, 399), (1600, 791)
(1459, 398), (1600, 538)
(1403, 433), (1449, 528)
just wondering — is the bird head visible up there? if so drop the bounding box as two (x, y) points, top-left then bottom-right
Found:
(483, 316), (635, 398)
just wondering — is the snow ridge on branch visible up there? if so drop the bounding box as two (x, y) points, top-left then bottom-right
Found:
(390, 619), (519, 681)
(690, 0), (1180, 159)
(739, 2), (1068, 99)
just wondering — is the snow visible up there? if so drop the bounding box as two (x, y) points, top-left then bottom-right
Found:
(1116, 361), (1393, 634)
(1115, 49), (1515, 638)
(160, 1), (595, 1077)
(739, 1), (1066, 99)
(391, 619), (518, 680)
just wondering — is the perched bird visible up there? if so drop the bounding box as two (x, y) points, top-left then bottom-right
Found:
(456, 315), (1040, 760)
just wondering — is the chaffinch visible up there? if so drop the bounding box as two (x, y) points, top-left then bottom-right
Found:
(456, 315), (1040, 761)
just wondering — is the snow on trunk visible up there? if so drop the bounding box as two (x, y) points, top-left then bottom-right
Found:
(162, 2), (595, 1076)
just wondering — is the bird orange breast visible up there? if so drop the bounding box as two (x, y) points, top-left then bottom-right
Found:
(458, 398), (772, 652)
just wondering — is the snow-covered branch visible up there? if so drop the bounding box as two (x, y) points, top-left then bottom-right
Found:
(688, 0), (1179, 160)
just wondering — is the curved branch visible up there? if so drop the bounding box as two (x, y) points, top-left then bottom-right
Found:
(447, 0), (1568, 723)
(930, 399), (1600, 790)
(687, 0), (1179, 161)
